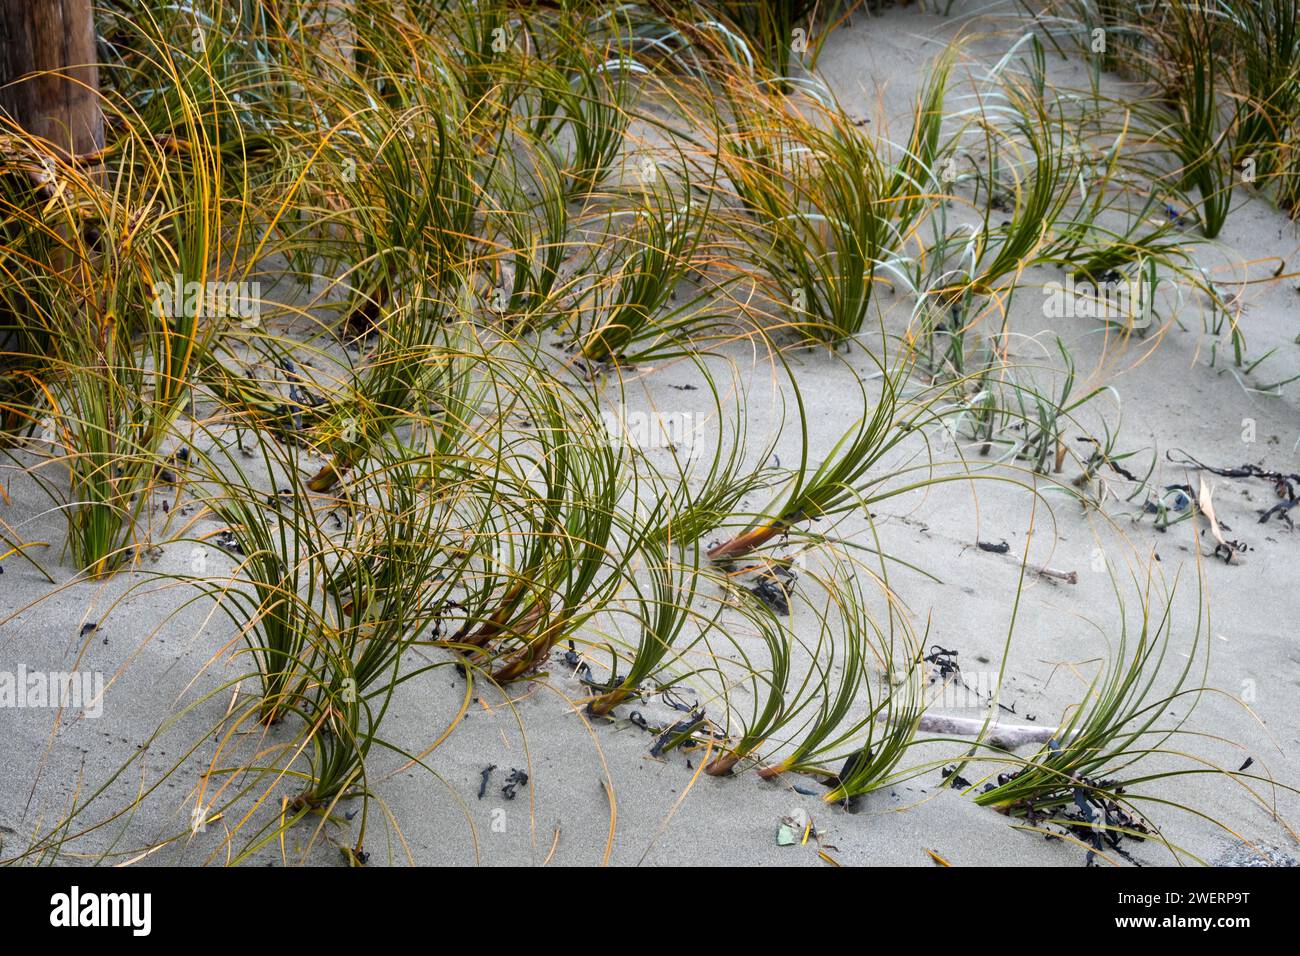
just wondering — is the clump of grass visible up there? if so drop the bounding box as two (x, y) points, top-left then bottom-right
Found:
(557, 48), (637, 198)
(641, 361), (777, 546)
(1, 72), (228, 576)
(706, 352), (950, 561)
(1225, 0), (1300, 188)
(681, 556), (925, 801)
(440, 372), (629, 685)
(956, 561), (1272, 861)
(585, 537), (711, 716)
(958, 54), (1079, 306)
(189, 418), (472, 809)
(711, 1), (851, 83)
(489, 137), (570, 322)
(1157, 3), (1236, 239)
(714, 54), (952, 345)
(959, 338), (1113, 476)
(578, 168), (711, 363)
(703, 594), (853, 777)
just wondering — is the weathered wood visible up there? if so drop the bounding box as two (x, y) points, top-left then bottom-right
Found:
(915, 714), (1062, 750)
(0, 0), (102, 157)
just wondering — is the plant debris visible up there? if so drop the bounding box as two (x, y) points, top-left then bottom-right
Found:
(1076, 436), (1143, 484)
(775, 808), (839, 854)
(560, 640), (591, 681)
(941, 765), (972, 790)
(501, 769), (528, 800)
(1171, 449), (1299, 530)
(1197, 478), (1247, 562)
(1003, 771), (1156, 865)
(924, 645), (961, 681)
(745, 565), (797, 616)
(650, 713), (708, 758)
(624, 694), (724, 759)
(1034, 564), (1078, 585)
(213, 530), (245, 555)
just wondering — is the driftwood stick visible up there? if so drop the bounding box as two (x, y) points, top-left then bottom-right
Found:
(1034, 565), (1079, 584)
(911, 713), (1064, 749)
(752, 715), (1067, 780)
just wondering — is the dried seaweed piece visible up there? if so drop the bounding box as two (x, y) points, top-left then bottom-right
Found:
(650, 714), (706, 758)
(1076, 436), (1142, 483)
(1169, 448), (1300, 489)
(279, 358), (324, 409)
(340, 846), (370, 866)
(924, 645), (960, 680)
(571, 646), (610, 691)
(746, 566), (797, 616)
(561, 640), (583, 673)
(1198, 478), (1247, 562)
(1170, 449), (1300, 529)
(941, 765), (972, 790)
(661, 687), (698, 714)
(1258, 499), (1297, 528)
(213, 530), (245, 555)
(501, 769), (528, 800)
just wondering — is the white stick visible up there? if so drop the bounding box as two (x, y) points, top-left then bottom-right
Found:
(913, 713), (1062, 749)
(1034, 565), (1079, 584)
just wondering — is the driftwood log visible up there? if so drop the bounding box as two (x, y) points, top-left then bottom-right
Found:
(0, 0), (102, 157)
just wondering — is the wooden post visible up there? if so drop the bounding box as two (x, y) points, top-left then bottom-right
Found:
(0, 0), (102, 158)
